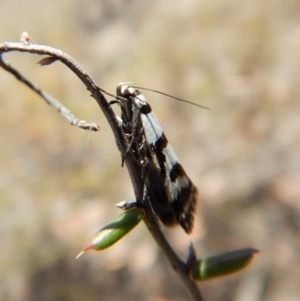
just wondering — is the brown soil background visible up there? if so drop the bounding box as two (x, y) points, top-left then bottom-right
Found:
(0, 1), (299, 300)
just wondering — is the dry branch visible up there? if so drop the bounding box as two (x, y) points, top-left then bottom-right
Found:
(0, 40), (204, 301)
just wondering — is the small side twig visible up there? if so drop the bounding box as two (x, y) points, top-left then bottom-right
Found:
(0, 41), (204, 301)
(0, 55), (99, 131)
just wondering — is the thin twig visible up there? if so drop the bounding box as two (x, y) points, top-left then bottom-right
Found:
(0, 41), (204, 301)
(0, 55), (99, 131)
(143, 200), (204, 301)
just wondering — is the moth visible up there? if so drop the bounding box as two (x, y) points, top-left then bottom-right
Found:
(115, 83), (199, 234)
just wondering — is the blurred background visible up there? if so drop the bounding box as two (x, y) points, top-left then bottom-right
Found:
(0, 1), (300, 300)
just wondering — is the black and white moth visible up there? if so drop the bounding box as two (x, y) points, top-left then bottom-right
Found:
(115, 83), (198, 234)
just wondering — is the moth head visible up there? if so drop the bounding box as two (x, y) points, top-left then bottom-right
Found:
(116, 82), (138, 98)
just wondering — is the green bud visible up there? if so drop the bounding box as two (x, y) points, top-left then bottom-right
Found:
(190, 248), (259, 281)
(76, 208), (145, 258)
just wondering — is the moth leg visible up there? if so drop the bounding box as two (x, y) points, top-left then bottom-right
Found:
(115, 200), (139, 210)
(139, 141), (149, 180)
(109, 100), (119, 106)
(121, 109), (142, 162)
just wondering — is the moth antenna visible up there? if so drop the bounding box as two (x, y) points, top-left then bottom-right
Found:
(97, 82), (134, 99)
(96, 86), (126, 102)
(132, 86), (210, 110)
(96, 86), (117, 98)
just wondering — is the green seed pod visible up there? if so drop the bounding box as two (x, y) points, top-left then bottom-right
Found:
(76, 208), (145, 258)
(190, 248), (259, 281)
